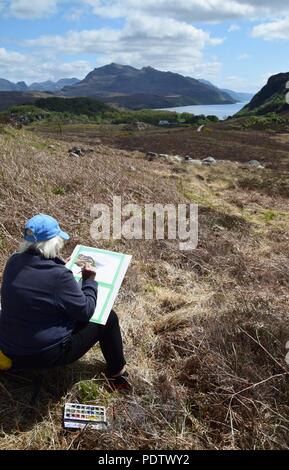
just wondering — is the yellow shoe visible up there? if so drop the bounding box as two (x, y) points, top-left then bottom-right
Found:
(0, 351), (12, 371)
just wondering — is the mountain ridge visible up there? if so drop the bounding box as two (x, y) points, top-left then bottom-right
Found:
(29, 78), (80, 92)
(0, 78), (80, 93)
(61, 63), (236, 108)
(237, 72), (289, 116)
(0, 64), (259, 111)
(0, 79), (28, 92)
(199, 79), (253, 102)
(0, 65), (254, 110)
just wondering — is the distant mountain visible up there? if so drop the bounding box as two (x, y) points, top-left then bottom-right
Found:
(0, 79), (28, 92)
(236, 72), (289, 116)
(221, 89), (253, 103)
(0, 77), (80, 93)
(199, 79), (253, 103)
(29, 78), (80, 92)
(62, 63), (236, 109)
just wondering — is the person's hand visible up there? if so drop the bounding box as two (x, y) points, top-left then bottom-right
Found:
(82, 262), (97, 281)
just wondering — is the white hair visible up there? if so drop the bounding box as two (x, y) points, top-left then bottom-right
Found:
(19, 236), (65, 259)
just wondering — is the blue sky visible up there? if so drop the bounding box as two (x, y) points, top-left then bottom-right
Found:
(1, 1), (289, 91)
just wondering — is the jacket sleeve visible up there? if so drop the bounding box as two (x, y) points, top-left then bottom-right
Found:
(55, 268), (98, 322)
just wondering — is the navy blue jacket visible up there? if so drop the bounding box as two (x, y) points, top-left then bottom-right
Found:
(0, 250), (98, 356)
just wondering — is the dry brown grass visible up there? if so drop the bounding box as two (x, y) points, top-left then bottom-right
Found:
(0, 124), (289, 450)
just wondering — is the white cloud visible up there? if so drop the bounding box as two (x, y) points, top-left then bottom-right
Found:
(65, 7), (85, 21)
(123, 15), (223, 46)
(261, 71), (281, 83)
(222, 75), (256, 91)
(40, 60), (92, 80)
(83, 1), (289, 22)
(83, 0), (255, 22)
(2, 0), (289, 22)
(2, 0), (288, 86)
(80, 0), (289, 49)
(252, 17), (289, 40)
(27, 29), (120, 54)
(221, 70), (278, 92)
(0, 47), (91, 83)
(229, 24), (240, 32)
(0, 47), (27, 67)
(25, 14), (224, 78)
(0, 0), (61, 19)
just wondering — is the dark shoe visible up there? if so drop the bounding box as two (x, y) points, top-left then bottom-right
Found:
(103, 370), (132, 393)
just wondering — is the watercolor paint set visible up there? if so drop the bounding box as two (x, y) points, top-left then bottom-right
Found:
(64, 403), (108, 431)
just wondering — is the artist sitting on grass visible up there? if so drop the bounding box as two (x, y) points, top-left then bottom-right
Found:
(0, 214), (129, 391)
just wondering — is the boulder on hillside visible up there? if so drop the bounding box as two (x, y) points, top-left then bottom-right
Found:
(69, 152), (81, 158)
(188, 159), (203, 166)
(159, 153), (183, 163)
(128, 165), (136, 172)
(184, 156), (202, 165)
(248, 160), (265, 169)
(202, 156), (217, 166)
(69, 147), (86, 157)
(146, 151), (158, 161)
(146, 151), (185, 164)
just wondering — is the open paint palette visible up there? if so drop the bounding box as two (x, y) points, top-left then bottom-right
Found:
(64, 403), (108, 431)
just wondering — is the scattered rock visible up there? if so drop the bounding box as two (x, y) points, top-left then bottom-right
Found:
(187, 159), (202, 166)
(48, 145), (55, 150)
(129, 166), (136, 172)
(135, 121), (148, 131)
(213, 224), (226, 232)
(18, 115), (31, 124)
(146, 151), (158, 161)
(69, 152), (80, 158)
(70, 147), (83, 156)
(202, 156), (217, 166)
(159, 154), (183, 164)
(10, 113), (46, 125)
(146, 152), (193, 164)
(68, 147), (88, 157)
(248, 160), (265, 169)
